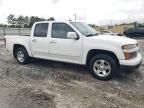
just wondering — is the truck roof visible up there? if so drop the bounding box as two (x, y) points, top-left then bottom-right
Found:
(34, 21), (81, 24)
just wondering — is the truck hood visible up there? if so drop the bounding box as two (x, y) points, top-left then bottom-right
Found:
(88, 35), (137, 45)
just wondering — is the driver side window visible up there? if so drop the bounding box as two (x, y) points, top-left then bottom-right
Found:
(52, 23), (75, 39)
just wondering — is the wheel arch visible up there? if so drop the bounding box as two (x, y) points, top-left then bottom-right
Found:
(86, 49), (120, 67)
(13, 44), (29, 58)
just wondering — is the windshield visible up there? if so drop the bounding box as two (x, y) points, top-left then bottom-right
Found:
(70, 22), (98, 37)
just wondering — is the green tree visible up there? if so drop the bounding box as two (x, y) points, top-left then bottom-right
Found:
(0, 24), (7, 27)
(47, 17), (55, 21)
(17, 15), (25, 27)
(29, 16), (46, 27)
(7, 14), (17, 25)
(7, 14), (55, 28)
(23, 16), (30, 28)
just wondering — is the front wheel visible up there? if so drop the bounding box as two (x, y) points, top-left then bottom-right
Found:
(89, 54), (118, 80)
(16, 47), (29, 64)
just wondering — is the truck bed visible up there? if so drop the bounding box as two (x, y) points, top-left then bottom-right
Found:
(5, 35), (30, 53)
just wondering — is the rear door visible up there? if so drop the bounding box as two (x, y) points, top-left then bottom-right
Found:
(30, 23), (49, 57)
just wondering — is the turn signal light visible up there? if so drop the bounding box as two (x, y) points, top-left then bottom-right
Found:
(124, 52), (129, 60)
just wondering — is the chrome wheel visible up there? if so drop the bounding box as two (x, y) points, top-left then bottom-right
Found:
(93, 60), (111, 77)
(17, 51), (25, 63)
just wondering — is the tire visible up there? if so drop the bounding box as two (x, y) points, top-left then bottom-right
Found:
(89, 54), (118, 81)
(15, 47), (29, 64)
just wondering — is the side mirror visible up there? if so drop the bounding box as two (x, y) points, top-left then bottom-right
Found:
(67, 32), (79, 40)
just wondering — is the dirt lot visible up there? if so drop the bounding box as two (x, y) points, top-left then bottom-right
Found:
(0, 39), (144, 108)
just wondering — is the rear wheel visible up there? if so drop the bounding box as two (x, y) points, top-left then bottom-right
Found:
(89, 54), (118, 80)
(15, 47), (29, 64)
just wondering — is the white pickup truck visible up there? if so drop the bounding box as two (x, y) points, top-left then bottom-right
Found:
(5, 21), (142, 80)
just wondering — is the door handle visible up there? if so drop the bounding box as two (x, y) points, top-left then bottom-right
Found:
(32, 39), (37, 42)
(50, 40), (57, 43)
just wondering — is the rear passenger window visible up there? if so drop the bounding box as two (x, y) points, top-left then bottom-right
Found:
(34, 23), (48, 37)
(52, 23), (74, 39)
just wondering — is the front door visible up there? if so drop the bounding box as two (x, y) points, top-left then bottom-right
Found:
(48, 23), (82, 63)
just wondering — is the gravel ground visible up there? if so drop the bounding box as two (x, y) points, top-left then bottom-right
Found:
(0, 39), (144, 108)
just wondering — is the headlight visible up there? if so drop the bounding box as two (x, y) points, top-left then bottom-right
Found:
(122, 44), (137, 50)
(122, 44), (137, 60)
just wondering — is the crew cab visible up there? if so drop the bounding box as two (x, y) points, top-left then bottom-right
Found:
(5, 21), (142, 80)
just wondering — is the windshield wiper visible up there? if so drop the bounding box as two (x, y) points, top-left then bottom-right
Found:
(86, 33), (99, 37)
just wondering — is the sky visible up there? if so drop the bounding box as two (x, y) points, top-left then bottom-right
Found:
(0, 0), (144, 25)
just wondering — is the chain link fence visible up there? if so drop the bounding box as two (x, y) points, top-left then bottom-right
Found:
(0, 27), (31, 39)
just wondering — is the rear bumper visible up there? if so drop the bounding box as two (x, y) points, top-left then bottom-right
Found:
(119, 53), (142, 70)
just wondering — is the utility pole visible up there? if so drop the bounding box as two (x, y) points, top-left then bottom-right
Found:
(111, 20), (113, 26)
(74, 13), (77, 22)
(69, 18), (72, 22)
(84, 9), (87, 24)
